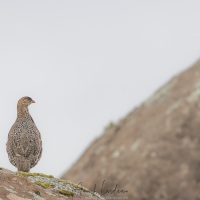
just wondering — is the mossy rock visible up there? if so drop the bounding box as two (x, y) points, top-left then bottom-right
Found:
(16, 171), (104, 199)
(58, 189), (74, 196)
(17, 171), (54, 178)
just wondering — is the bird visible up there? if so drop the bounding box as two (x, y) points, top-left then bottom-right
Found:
(6, 96), (42, 172)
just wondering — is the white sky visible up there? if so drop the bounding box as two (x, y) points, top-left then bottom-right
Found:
(0, 1), (200, 177)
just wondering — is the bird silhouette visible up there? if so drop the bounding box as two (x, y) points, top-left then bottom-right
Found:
(6, 96), (42, 172)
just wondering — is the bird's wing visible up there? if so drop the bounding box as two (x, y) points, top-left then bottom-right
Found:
(7, 124), (37, 156)
(30, 125), (43, 167)
(10, 132), (31, 157)
(7, 126), (17, 166)
(7, 120), (43, 168)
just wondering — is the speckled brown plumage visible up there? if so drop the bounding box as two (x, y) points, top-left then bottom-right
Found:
(6, 96), (42, 172)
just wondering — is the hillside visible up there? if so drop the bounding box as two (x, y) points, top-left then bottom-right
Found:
(62, 60), (200, 200)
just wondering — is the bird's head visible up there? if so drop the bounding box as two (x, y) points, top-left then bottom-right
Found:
(18, 96), (35, 107)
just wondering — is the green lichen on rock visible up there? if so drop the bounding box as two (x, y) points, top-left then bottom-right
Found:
(16, 171), (104, 199)
(59, 180), (90, 192)
(71, 183), (79, 188)
(58, 189), (74, 196)
(17, 171), (54, 178)
(71, 183), (89, 192)
(35, 181), (51, 188)
(104, 121), (115, 131)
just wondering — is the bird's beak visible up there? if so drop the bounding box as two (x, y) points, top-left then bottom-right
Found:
(31, 100), (36, 103)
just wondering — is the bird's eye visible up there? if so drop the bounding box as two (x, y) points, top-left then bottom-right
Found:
(26, 97), (32, 101)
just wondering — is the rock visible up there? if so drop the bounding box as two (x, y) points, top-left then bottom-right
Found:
(0, 168), (104, 200)
(61, 60), (200, 200)
(7, 193), (32, 200)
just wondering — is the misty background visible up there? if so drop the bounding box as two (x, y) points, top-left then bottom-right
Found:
(0, 1), (200, 177)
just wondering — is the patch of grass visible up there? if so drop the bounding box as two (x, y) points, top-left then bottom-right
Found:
(72, 183), (80, 188)
(71, 183), (89, 192)
(35, 181), (51, 188)
(58, 190), (74, 196)
(17, 171), (54, 178)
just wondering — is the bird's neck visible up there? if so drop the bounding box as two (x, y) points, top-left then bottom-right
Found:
(17, 105), (31, 119)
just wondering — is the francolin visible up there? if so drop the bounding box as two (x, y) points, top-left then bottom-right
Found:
(7, 97), (42, 172)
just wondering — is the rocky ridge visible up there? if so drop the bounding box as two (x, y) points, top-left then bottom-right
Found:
(0, 168), (104, 200)
(62, 60), (200, 200)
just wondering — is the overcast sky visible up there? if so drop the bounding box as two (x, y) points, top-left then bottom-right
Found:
(0, 1), (200, 177)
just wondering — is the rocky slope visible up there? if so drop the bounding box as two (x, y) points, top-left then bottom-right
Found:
(62, 60), (200, 200)
(0, 168), (104, 200)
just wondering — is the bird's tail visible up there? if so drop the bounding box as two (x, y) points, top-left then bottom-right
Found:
(15, 157), (31, 172)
